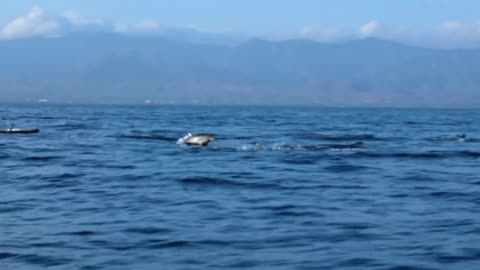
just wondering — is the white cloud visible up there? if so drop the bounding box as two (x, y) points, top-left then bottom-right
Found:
(440, 20), (464, 34)
(435, 20), (480, 47)
(63, 9), (104, 25)
(0, 6), (60, 39)
(359, 20), (379, 37)
(439, 20), (480, 36)
(296, 19), (480, 48)
(114, 20), (161, 33)
(2, 6), (480, 48)
(299, 26), (342, 42)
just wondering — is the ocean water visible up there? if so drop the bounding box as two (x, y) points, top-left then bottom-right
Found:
(1, 104), (480, 270)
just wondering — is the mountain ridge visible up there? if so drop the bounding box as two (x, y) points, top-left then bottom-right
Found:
(1, 34), (479, 107)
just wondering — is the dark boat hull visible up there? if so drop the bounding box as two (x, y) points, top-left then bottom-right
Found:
(0, 129), (40, 134)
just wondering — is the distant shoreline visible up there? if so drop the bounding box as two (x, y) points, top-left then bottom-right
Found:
(0, 102), (478, 110)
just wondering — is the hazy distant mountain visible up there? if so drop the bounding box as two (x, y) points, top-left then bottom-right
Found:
(1, 33), (479, 107)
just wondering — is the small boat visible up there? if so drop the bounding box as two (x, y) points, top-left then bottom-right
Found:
(0, 128), (40, 134)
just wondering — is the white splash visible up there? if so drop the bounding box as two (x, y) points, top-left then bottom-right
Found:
(177, 133), (192, 144)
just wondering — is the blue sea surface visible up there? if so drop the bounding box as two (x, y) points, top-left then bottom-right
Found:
(1, 105), (480, 270)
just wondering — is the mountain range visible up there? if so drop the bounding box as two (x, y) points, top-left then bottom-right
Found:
(1, 33), (479, 107)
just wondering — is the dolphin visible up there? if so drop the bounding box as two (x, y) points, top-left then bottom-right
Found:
(177, 133), (214, 146)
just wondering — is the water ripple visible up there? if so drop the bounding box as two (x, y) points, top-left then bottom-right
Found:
(1, 105), (479, 269)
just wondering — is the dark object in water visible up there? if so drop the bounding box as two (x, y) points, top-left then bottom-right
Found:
(0, 128), (40, 134)
(320, 141), (364, 149)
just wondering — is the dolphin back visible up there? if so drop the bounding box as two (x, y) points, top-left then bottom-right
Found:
(178, 133), (214, 146)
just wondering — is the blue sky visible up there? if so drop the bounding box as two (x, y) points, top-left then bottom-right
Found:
(1, 0), (479, 47)
(1, 0), (478, 27)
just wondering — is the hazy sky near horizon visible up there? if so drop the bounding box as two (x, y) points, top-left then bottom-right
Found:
(1, 0), (479, 46)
